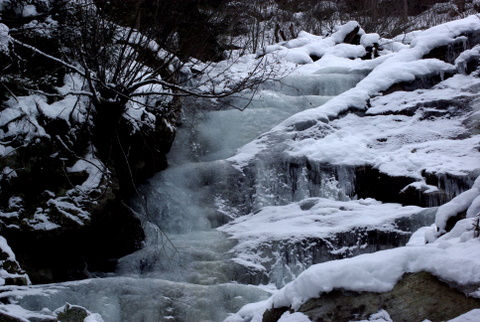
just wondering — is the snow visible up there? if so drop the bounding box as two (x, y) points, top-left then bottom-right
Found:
(224, 16), (480, 321)
(22, 5), (37, 17)
(284, 110), (478, 179)
(434, 176), (480, 234)
(85, 313), (105, 322)
(455, 45), (480, 73)
(360, 33), (380, 47)
(448, 309), (480, 322)
(67, 149), (105, 193)
(0, 236), (30, 286)
(256, 22), (369, 65)
(46, 199), (90, 225)
(0, 300), (104, 322)
(330, 21), (365, 43)
(266, 236), (480, 311)
(278, 311), (311, 322)
(354, 310), (393, 322)
(467, 195), (480, 218)
(27, 210), (61, 231)
(219, 198), (424, 270)
(224, 300), (269, 322)
(0, 236), (16, 260)
(54, 303), (104, 322)
(230, 16), (480, 183)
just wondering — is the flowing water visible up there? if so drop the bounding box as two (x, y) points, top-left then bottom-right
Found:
(9, 69), (373, 321)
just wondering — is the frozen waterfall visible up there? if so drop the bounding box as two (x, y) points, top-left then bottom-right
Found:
(117, 68), (367, 283)
(2, 67), (431, 321)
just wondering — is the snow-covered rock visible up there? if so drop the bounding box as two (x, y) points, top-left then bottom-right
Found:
(0, 236), (29, 286)
(226, 16), (480, 322)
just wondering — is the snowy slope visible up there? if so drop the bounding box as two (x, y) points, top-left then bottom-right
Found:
(230, 16), (480, 179)
(224, 15), (480, 322)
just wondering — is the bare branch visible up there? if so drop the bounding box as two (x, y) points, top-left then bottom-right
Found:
(31, 89), (94, 98)
(10, 37), (87, 78)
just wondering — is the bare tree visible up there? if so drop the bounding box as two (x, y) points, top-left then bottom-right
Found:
(8, 0), (268, 155)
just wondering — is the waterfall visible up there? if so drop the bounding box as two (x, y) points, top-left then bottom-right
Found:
(110, 68), (368, 317)
(7, 67), (427, 321)
(116, 69), (363, 277)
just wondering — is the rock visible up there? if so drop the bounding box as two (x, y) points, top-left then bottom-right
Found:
(0, 236), (29, 286)
(355, 166), (416, 205)
(55, 303), (89, 322)
(263, 307), (291, 322)
(264, 272), (480, 322)
(342, 26), (361, 45)
(0, 311), (34, 322)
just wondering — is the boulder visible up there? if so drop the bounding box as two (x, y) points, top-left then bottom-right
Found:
(264, 272), (480, 322)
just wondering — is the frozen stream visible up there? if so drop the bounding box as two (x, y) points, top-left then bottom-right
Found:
(4, 69), (368, 321)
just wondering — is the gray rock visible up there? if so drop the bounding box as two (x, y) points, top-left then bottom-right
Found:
(263, 272), (480, 322)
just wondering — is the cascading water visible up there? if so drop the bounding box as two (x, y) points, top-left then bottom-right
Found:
(6, 68), (409, 321)
(113, 69), (368, 316)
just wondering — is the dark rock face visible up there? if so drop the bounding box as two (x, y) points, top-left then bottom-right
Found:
(355, 167), (478, 207)
(354, 166), (416, 205)
(0, 95), (176, 283)
(0, 0), (180, 283)
(0, 104), (178, 284)
(3, 202), (145, 283)
(0, 239), (29, 286)
(264, 272), (480, 322)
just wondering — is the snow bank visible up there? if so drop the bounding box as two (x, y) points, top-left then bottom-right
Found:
(230, 16), (480, 180)
(283, 16), (480, 124)
(220, 198), (424, 270)
(267, 234), (480, 310)
(257, 21), (369, 65)
(226, 15), (480, 321)
(448, 309), (480, 322)
(229, 176), (480, 319)
(278, 311), (311, 322)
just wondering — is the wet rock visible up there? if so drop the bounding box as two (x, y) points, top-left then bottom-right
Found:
(342, 26), (361, 45)
(424, 32), (480, 64)
(56, 303), (89, 322)
(3, 201), (145, 283)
